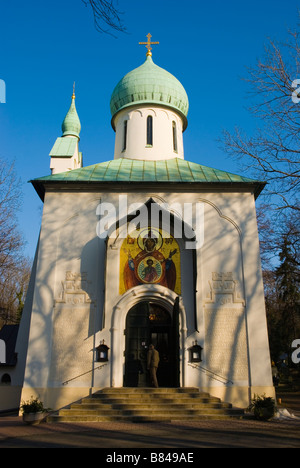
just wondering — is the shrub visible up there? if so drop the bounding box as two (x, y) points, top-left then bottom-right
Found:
(247, 394), (276, 420)
(20, 396), (48, 414)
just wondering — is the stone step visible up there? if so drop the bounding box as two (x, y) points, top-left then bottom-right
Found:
(59, 407), (241, 416)
(47, 387), (244, 423)
(70, 400), (231, 410)
(48, 412), (242, 423)
(68, 403), (232, 413)
(99, 387), (201, 393)
(92, 393), (220, 401)
(85, 396), (223, 404)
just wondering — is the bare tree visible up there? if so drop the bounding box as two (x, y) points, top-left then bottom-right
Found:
(0, 159), (24, 272)
(0, 257), (31, 325)
(0, 159), (27, 325)
(222, 27), (300, 213)
(256, 203), (277, 269)
(81, 0), (126, 36)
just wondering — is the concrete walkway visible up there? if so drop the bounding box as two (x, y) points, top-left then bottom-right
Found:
(1, 415), (300, 448)
(0, 392), (299, 449)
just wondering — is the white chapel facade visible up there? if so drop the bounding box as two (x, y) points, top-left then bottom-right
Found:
(0, 37), (275, 411)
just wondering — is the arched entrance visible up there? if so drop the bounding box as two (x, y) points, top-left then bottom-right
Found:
(124, 301), (179, 387)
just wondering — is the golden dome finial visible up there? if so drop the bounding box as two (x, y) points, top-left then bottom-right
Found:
(139, 33), (159, 57)
(72, 81), (76, 99)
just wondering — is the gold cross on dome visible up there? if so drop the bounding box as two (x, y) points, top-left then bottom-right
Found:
(139, 33), (159, 56)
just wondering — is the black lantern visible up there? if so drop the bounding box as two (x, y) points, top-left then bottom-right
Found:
(188, 341), (203, 363)
(96, 340), (110, 362)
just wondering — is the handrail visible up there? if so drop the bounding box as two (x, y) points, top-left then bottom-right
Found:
(188, 363), (233, 385)
(62, 363), (108, 385)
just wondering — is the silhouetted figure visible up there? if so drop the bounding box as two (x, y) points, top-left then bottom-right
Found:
(147, 344), (160, 388)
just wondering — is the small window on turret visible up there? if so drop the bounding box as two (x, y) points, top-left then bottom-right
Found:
(123, 120), (127, 151)
(172, 121), (178, 152)
(146, 116), (153, 146)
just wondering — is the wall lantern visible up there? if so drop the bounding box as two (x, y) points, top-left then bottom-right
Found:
(188, 341), (203, 363)
(96, 340), (110, 362)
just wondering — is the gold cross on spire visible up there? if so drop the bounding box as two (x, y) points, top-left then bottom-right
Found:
(139, 33), (159, 56)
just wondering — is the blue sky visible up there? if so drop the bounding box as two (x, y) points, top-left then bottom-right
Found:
(1, 0), (300, 259)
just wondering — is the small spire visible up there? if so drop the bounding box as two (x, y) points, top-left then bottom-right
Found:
(139, 33), (159, 57)
(61, 85), (81, 139)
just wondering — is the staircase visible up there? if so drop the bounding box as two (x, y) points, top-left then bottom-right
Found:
(48, 388), (244, 422)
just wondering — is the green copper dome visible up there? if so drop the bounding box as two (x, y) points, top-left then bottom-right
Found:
(61, 94), (81, 139)
(110, 55), (189, 130)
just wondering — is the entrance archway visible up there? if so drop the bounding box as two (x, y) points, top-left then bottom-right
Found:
(124, 301), (179, 387)
(110, 284), (187, 388)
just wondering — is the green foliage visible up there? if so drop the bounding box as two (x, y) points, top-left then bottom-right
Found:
(264, 224), (300, 363)
(275, 235), (300, 348)
(247, 394), (276, 420)
(276, 236), (300, 303)
(20, 396), (49, 414)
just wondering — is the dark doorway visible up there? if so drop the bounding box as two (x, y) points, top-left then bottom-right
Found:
(124, 301), (179, 387)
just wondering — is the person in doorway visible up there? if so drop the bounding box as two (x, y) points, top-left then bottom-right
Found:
(147, 344), (160, 388)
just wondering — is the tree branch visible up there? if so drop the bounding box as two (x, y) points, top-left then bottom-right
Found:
(81, 0), (126, 36)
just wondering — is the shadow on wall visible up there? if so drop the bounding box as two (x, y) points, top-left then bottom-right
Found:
(80, 235), (106, 335)
(195, 197), (271, 402)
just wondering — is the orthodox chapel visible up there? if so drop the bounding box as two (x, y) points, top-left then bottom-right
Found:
(0, 36), (275, 413)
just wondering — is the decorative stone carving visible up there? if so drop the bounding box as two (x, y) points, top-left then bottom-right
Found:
(203, 272), (248, 381)
(205, 272), (245, 306)
(55, 271), (92, 305)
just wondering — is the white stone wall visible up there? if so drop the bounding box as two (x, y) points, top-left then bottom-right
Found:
(16, 187), (274, 410)
(113, 105), (184, 160)
(50, 137), (81, 174)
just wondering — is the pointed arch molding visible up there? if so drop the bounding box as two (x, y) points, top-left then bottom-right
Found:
(106, 195), (196, 246)
(105, 195), (241, 245)
(194, 196), (246, 307)
(109, 284), (187, 387)
(196, 197), (242, 236)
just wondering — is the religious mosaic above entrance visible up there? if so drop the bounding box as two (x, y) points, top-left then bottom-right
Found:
(120, 228), (181, 295)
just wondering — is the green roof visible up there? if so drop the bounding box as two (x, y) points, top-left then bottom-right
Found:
(31, 158), (265, 200)
(49, 137), (77, 157)
(61, 95), (81, 139)
(110, 55), (189, 130)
